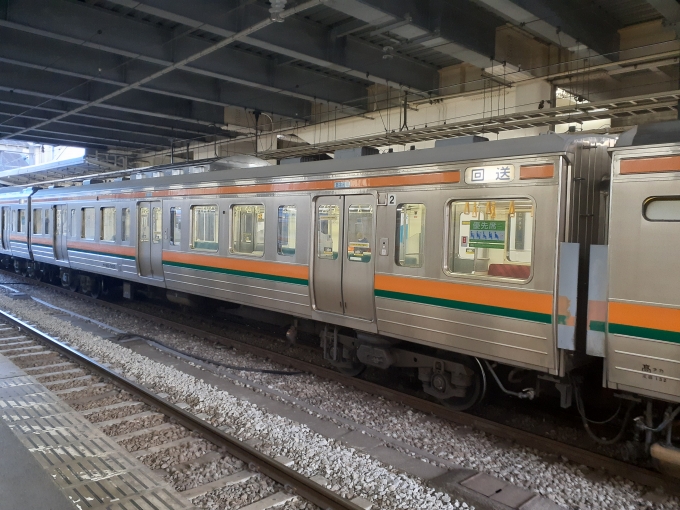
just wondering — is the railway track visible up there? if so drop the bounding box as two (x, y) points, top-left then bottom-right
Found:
(0, 307), (363, 510)
(0, 269), (678, 498)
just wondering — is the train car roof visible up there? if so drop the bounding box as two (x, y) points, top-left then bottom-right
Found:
(32, 132), (610, 197)
(616, 120), (680, 147)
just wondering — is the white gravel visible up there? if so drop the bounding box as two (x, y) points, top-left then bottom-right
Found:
(0, 291), (467, 510)
(2, 279), (678, 510)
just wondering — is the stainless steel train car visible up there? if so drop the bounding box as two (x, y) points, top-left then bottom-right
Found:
(1, 121), (679, 466)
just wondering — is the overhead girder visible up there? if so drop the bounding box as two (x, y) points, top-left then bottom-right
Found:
(0, 91), (230, 139)
(489, 0), (620, 57)
(325, 0), (506, 69)
(0, 26), (317, 122)
(102, 0), (438, 93)
(0, 62), (247, 136)
(0, 107), (182, 150)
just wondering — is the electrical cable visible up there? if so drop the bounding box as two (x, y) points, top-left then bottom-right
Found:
(113, 333), (304, 376)
(574, 383), (634, 445)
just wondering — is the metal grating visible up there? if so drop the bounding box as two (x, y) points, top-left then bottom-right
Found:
(259, 89), (680, 159)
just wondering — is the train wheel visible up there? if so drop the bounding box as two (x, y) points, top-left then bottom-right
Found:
(90, 279), (103, 299)
(337, 362), (366, 377)
(429, 355), (487, 411)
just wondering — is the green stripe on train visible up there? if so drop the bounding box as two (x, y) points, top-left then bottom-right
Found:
(163, 260), (308, 286)
(374, 289), (552, 324)
(68, 248), (136, 260)
(608, 323), (680, 344)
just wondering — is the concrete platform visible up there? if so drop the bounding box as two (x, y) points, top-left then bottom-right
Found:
(0, 349), (195, 510)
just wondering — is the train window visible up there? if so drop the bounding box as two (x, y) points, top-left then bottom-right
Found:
(81, 208), (95, 240)
(17, 209), (26, 233)
(347, 204), (373, 263)
(11, 210), (16, 233)
(101, 207), (116, 242)
(644, 197), (680, 221)
(170, 207), (181, 245)
(317, 204), (340, 260)
(44, 209), (49, 235)
(33, 209), (43, 235)
(121, 208), (130, 242)
(191, 205), (218, 251)
(232, 205), (264, 256)
(70, 209), (75, 237)
(447, 199), (534, 280)
(152, 207), (162, 244)
(277, 206), (296, 256)
(395, 204), (425, 268)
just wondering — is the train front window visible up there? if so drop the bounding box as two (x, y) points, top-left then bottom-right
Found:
(277, 206), (296, 256)
(396, 204), (425, 268)
(232, 205), (264, 256)
(317, 204), (340, 260)
(81, 208), (95, 240)
(101, 207), (116, 242)
(347, 204), (373, 263)
(191, 205), (218, 251)
(447, 199), (534, 281)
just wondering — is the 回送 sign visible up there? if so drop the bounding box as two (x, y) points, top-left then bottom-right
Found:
(469, 220), (506, 249)
(465, 165), (515, 184)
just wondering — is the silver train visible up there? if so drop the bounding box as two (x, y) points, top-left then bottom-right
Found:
(1, 121), (680, 465)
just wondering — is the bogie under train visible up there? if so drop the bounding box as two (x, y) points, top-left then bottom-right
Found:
(1, 121), (680, 471)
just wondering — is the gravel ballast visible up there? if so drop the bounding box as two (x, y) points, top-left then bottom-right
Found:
(1, 280), (677, 509)
(0, 292), (467, 510)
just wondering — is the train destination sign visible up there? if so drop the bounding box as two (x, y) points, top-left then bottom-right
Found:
(465, 164), (515, 184)
(469, 220), (506, 249)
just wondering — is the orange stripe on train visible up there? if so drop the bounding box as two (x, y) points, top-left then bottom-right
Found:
(32, 170), (461, 202)
(162, 251), (308, 280)
(608, 302), (680, 334)
(374, 274), (552, 315)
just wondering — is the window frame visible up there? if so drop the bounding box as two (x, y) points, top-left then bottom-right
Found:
(190, 204), (219, 252)
(100, 206), (117, 242)
(443, 196), (536, 284)
(81, 207), (96, 240)
(230, 204), (265, 257)
(32, 208), (43, 235)
(643, 196), (680, 222)
(17, 209), (26, 233)
(44, 208), (50, 235)
(277, 205), (296, 256)
(121, 207), (131, 242)
(170, 206), (182, 246)
(395, 203), (426, 268)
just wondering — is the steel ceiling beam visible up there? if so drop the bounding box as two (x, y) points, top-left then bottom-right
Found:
(0, 10), (366, 116)
(483, 0), (620, 57)
(645, 0), (680, 24)
(4, 0), (322, 142)
(103, 0), (436, 93)
(0, 92), (226, 139)
(325, 0), (504, 69)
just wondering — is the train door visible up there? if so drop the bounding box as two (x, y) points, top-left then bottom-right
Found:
(137, 201), (164, 279)
(1, 207), (9, 250)
(53, 205), (68, 261)
(313, 195), (375, 321)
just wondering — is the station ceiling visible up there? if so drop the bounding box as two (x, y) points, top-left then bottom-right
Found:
(0, 0), (676, 155)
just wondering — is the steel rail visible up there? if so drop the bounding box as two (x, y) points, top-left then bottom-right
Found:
(1, 270), (678, 495)
(0, 307), (363, 510)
